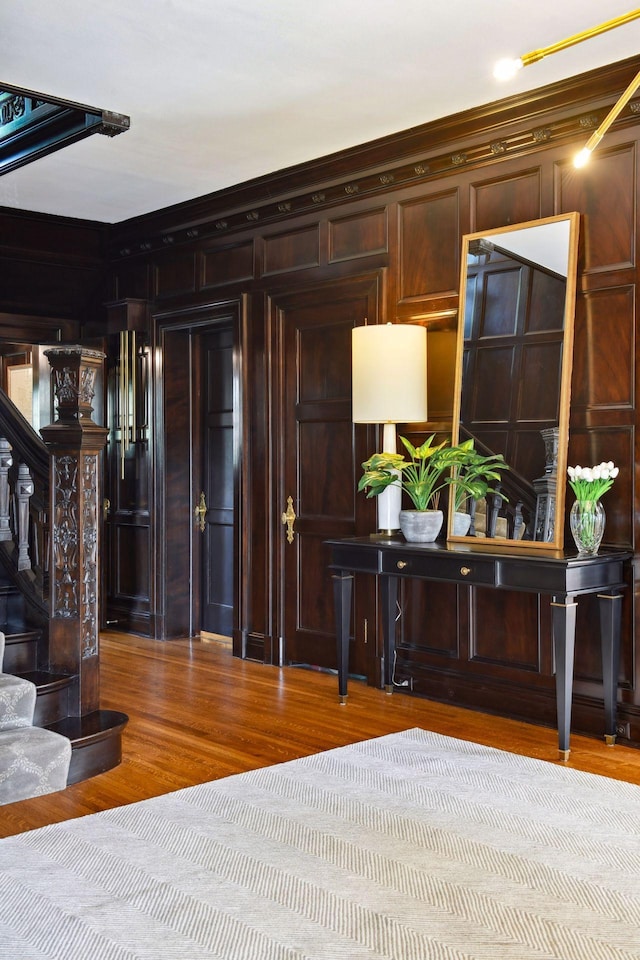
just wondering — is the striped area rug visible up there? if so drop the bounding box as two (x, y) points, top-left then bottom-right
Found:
(1, 728), (640, 959)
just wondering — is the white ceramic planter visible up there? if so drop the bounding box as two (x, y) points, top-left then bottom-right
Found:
(399, 509), (443, 542)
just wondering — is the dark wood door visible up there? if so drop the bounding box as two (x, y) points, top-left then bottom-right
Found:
(274, 276), (380, 675)
(198, 325), (235, 637)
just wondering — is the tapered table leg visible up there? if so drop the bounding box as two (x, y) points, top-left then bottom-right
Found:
(551, 595), (577, 761)
(598, 591), (623, 745)
(332, 573), (353, 703)
(380, 575), (398, 693)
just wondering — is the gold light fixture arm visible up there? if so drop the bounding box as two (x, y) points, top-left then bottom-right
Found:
(494, 9), (640, 81)
(521, 10), (640, 67)
(575, 67), (640, 166)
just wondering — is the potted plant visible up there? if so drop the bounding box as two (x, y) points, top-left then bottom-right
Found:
(449, 441), (510, 536)
(358, 435), (507, 542)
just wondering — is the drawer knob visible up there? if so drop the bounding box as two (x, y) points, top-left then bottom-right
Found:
(397, 560), (408, 570)
(460, 566), (471, 576)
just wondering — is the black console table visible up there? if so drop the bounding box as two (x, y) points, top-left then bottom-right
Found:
(327, 537), (631, 759)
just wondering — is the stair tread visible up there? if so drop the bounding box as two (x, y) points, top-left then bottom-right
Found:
(15, 671), (74, 692)
(4, 628), (41, 641)
(47, 710), (129, 747)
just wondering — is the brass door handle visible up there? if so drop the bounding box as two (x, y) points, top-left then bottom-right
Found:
(195, 491), (207, 533)
(281, 496), (296, 544)
(103, 498), (110, 521)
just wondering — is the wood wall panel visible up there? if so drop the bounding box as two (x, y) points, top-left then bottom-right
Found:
(471, 589), (541, 672)
(202, 241), (254, 289)
(114, 525), (150, 600)
(397, 581), (459, 658)
(558, 143), (636, 274)
(471, 169), (542, 233)
(112, 261), (152, 302)
(573, 286), (635, 410)
(262, 225), (319, 275)
(426, 329), (457, 421)
(329, 209), (387, 262)
(154, 254), (197, 299)
(158, 327), (192, 638)
(399, 191), (459, 301)
(567, 426), (633, 547)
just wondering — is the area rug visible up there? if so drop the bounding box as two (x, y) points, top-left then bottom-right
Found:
(1, 728), (639, 960)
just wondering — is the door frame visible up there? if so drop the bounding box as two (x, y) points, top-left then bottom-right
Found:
(153, 300), (243, 642)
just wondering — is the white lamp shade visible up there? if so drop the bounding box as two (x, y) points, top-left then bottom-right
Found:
(352, 323), (427, 424)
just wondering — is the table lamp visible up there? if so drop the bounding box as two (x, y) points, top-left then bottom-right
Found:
(352, 322), (428, 534)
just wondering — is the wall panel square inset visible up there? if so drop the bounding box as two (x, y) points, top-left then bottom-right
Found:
(399, 191), (459, 300)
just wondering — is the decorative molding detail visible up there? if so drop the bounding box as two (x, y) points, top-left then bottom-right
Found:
(186, 228), (199, 238)
(162, 235), (174, 244)
(110, 77), (640, 261)
(52, 455), (79, 619)
(81, 455), (99, 659)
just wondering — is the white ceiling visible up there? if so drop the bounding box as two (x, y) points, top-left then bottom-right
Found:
(1, 1), (639, 225)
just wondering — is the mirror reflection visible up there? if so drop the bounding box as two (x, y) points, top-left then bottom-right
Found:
(447, 213), (579, 551)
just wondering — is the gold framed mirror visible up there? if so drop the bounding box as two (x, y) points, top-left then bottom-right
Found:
(447, 212), (580, 551)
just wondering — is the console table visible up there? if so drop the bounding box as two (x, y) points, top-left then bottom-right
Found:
(327, 537), (631, 759)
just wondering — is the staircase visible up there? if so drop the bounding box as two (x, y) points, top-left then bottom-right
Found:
(0, 347), (128, 804)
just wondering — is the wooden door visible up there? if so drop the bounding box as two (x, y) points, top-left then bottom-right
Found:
(198, 325), (235, 637)
(274, 276), (380, 676)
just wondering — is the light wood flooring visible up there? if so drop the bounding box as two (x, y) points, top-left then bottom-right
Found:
(1, 630), (639, 838)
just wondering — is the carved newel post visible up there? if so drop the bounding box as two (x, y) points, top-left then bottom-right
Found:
(40, 347), (108, 716)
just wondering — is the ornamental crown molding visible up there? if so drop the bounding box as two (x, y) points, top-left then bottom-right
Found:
(109, 55), (640, 261)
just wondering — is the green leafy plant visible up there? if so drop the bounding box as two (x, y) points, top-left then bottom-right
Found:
(450, 441), (510, 511)
(358, 435), (508, 512)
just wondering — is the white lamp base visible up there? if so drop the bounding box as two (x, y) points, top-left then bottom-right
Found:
(376, 423), (401, 534)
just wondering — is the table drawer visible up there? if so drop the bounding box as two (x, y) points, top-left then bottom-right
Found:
(381, 552), (497, 586)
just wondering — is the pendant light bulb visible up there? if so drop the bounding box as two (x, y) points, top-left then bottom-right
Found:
(493, 58), (523, 81)
(573, 147), (592, 169)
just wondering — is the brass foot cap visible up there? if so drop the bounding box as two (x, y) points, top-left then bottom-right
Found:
(605, 734), (616, 746)
(339, 695), (347, 705)
(558, 748), (570, 762)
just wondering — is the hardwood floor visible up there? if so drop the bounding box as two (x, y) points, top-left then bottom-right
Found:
(1, 630), (639, 838)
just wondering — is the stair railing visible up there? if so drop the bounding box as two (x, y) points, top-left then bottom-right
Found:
(0, 389), (49, 615)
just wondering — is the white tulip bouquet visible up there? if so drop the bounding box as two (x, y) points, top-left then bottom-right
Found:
(567, 461), (619, 504)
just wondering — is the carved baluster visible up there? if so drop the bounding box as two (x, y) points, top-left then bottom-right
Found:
(487, 490), (503, 539)
(0, 439), (13, 542)
(16, 463), (34, 571)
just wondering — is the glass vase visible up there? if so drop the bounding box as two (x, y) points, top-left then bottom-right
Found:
(570, 499), (605, 556)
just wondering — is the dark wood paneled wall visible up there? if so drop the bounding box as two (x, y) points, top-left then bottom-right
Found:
(2, 56), (640, 744)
